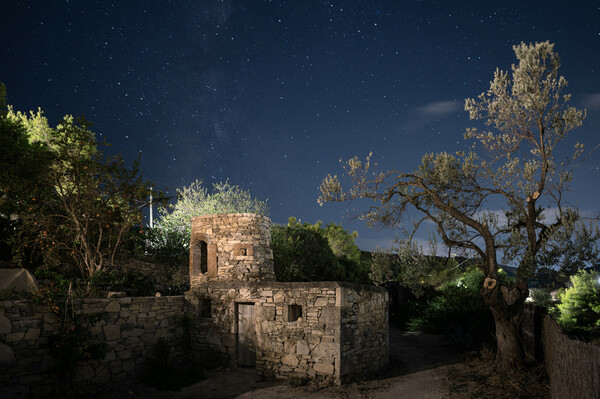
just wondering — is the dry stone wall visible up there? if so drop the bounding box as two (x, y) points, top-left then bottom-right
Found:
(0, 296), (186, 398)
(186, 281), (388, 385)
(339, 286), (389, 379)
(190, 213), (275, 284)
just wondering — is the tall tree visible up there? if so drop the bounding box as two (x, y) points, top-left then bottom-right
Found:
(7, 114), (158, 281)
(319, 42), (598, 367)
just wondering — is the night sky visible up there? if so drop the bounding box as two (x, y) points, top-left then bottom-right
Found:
(2, 1), (599, 251)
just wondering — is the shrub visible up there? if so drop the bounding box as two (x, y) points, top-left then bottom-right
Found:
(271, 223), (345, 281)
(552, 270), (600, 337)
(401, 268), (495, 349)
(530, 289), (553, 308)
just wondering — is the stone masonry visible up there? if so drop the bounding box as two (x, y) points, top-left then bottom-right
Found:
(190, 213), (275, 284)
(186, 213), (388, 385)
(0, 296), (186, 398)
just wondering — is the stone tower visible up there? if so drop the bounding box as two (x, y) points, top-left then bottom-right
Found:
(189, 213), (275, 286)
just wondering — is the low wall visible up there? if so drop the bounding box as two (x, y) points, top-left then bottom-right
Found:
(522, 305), (600, 399)
(0, 296), (186, 398)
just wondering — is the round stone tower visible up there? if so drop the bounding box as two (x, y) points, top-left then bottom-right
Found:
(189, 213), (275, 286)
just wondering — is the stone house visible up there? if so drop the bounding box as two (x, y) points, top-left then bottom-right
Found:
(184, 213), (389, 385)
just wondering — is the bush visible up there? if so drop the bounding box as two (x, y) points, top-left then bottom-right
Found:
(552, 270), (600, 337)
(530, 289), (553, 308)
(271, 223), (345, 281)
(400, 268), (495, 349)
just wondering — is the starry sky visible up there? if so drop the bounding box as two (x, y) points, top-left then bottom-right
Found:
(1, 1), (599, 251)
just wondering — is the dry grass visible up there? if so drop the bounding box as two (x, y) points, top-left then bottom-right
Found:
(446, 350), (550, 399)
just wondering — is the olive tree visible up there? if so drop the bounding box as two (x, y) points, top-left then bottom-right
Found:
(149, 180), (269, 261)
(319, 42), (597, 367)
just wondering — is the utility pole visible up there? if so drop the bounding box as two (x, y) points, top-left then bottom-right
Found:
(149, 186), (153, 228)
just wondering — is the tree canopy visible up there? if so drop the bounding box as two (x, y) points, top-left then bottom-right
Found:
(319, 41), (598, 367)
(148, 180), (269, 261)
(1, 87), (159, 281)
(271, 217), (369, 283)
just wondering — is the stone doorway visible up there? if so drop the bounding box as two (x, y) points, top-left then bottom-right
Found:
(237, 303), (256, 367)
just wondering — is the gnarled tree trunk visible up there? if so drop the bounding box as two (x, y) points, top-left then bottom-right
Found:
(482, 278), (529, 368)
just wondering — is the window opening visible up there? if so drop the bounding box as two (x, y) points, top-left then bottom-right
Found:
(199, 240), (208, 274)
(288, 305), (302, 322)
(198, 298), (212, 318)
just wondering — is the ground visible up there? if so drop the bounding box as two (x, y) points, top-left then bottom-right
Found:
(88, 325), (550, 399)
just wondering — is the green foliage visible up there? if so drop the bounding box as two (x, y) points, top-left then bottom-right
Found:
(369, 237), (461, 295)
(320, 42), (597, 364)
(530, 289), (553, 308)
(4, 108), (159, 280)
(552, 270), (600, 337)
(400, 268), (495, 349)
(271, 221), (345, 282)
(271, 217), (369, 283)
(150, 180), (268, 260)
(536, 219), (600, 287)
(34, 270), (106, 394)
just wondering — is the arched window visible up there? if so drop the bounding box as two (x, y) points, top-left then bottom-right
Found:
(190, 235), (217, 278)
(199, 240), (208, 274)
(191, 240), (208, 275)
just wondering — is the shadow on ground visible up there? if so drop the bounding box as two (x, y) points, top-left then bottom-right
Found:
(87, 325), (465, 399)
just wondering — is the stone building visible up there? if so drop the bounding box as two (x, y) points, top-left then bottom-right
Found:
(185, 213), (388, 385)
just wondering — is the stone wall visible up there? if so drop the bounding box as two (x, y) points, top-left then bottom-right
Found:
(0, 296), (187, 398)
(186, 281), (388, 385)
(339, 286), (389, 380)
(190, 213), (275, 284)
(522, 305), (600, 399)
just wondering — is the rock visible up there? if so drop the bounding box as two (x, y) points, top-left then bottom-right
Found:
(313, 362), (334, 375)
(314, 297), (329, 307)
(0, 342), (14, 364)
(76, 365), (95, 381)
(296, 340), (310, 355)
(206, 329), (222, 345)
(103, 324), (121, 341)
(0, 314), (11, 334)
(282, 354), (299, 366)
(107, 291), (126, 298)
(105, 301), (121, 312)
(24, 328), (40, 340)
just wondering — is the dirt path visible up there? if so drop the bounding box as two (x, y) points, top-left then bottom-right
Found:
(94, 326), (464, 399)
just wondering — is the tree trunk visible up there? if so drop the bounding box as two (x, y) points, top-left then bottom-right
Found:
(491, 309), (525, 368)
(483, 280), (529, 368)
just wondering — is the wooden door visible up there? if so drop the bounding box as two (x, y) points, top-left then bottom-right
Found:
(237, 303), (256, 367)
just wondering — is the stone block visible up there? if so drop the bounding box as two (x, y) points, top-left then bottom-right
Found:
(76, 365), (95, 381)
(155, 328), (168, 339)
(0, 315), (11, 334)
(105, 301), (121, 313)
(24, 327), (40, 341)
(103, 324), (121, 341)
(313, 362), (334, 375)
(0, 342), (15, 364)
(206, 329), (222, 346)
(314, 297), (329, 307)
(296, 340), (310, 355)
(5, 332), (24, 342)
(282, 354), (299, 366)
(103, 350), (116, 362)
(117, 349), (132, 359)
